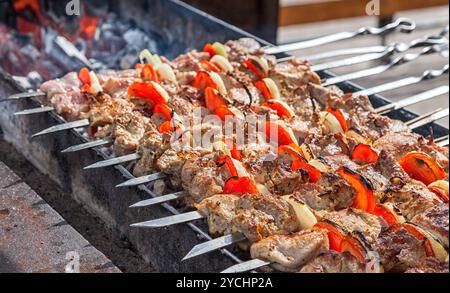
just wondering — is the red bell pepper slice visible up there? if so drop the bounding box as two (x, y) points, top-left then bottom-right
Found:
(262, 100), (294, 118)
(264, 121), (296, 146)
(428, 186), (449, 204)
(244, 59), (267, 79)
(255, 80), (272, 100)
(205, 87), (227, 112)
(78, 67), (91, 86)
(373, 204), (398, 226)
(351, 143), (379, 164)
(225, 139), (243, 161)
(337, 167), (376, 213)
(277, 144), (322, 183)
(326, 107), (348, 132)
(153, 103), (173, 122)
(291, 158), (322, 183)
(217, 156), (239, 178)
(141, 64), (160, 82)
(314, 222), (344, 252)
(399, 152), (446, 185)
(200, 60), (220, 73)
(128, 82), (168, 105)
(203, 43), (217, 56)
(341, 236), (367, 264)
(214, 106), (235, 122)
(223, 176), (259, 195)
(193, 71), (218, 93)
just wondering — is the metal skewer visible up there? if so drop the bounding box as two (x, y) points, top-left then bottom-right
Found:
(14, 106), (56, 116)
(83, 153), (142, 170)
(130, 211), (204, 228)
(436, 136), (449, 147)
(61, 138), (113, 153)
(0, 91), (46, 103)
(221, 259), (271, 273)
(31, 119), (90, 138)
(408, 108), (449, 130)
(264, 18), (415, 55)
(129, 191), (186, 208)
(354, 64), (449, 96)
(322, 43), (448, 86)
(374, 86), (449, 114)
(311, 33), (448, 72)
(183, 232), (247, 261)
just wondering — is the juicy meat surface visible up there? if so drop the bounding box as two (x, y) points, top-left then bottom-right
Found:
(196, 194), (240, 236)
(299, 251), (365, 273)
(374, 226), (428, 272)
(233, 194), (299, 243)
(405, 258), (449, 273)
(39, 72), (88, 120)
(250, 229), (329, 271)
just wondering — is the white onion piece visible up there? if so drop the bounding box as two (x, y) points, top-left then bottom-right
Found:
(283, 195), (317, 230)
(413, 224), (448, 262)
(257, 184), (271, 196)
(346, 129), (371, 145)
(212, 42), (228, 58)
(232, 159), (250, 178)
(89, 71), (103, 94)
(157, 63), (177, 83)
(428, 180), (449, 194)
(209, 71), (227, 96)
(262, 78), (280, 100)
(150, 81), (170, 103)
(300, 143), (315, 162)
(211, 55), (233, 73)
(228, 107), (246, 121)
(139, 49), (162, 67)
(320, 111), (344, 134)
(308, 159), (330, 173)
(266, 99), (295, 118)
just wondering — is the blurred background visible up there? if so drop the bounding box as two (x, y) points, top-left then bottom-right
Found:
(185, 0), (449, 127)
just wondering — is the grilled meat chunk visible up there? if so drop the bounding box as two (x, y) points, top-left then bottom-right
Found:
(374, 226), (429, 272)
(39, 72), (88, 120)
(112, 111), (148, 156)
(299, 251), (365, 273)
(233, 194), (299, 243)
(250, 229), (329, 272)
(196, 194), (240, 236)
(319, 209), (382, 244)
(405, 258), (449, 273)
(133, 127), (167, 176)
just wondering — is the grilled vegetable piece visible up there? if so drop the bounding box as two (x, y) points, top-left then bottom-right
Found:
(205, 87), (227, 111)
(210, 55), (233, 73)
(428, 180), (449, 203)
(224, 176), (259, 195)
(373, 203), (405, 226)
(314, 222), (344, 251)
(278, 144), (322, 182)
(399, 152), (446, 185)
(262, 100), (295, 118)
(337, 167), (376, 213)
(283, 195), (318, 230)
(264, 121), (297, 146)
(351, 143), (380, 164)
(78, 67), (91, 85)
(255, 78), (281, 100)
(326, 107), (348, 132)
(128, 81), (169, 105)
(193, 71), (227, 95)
(203, 42), (228, 58)
(141, 64), (160, 82)
(244, 56), (269, 79)
(319, 111), (344, 134)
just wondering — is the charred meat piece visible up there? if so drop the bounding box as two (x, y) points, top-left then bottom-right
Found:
(374, 226), (429, 272)
(112, 111), (148, 156)
(410, 204), (449, 249)
(233, 193), (299, 243)
(39, 72), (89, 120)
(250, 229), (329, 272)
(299, 251), (365, 273)
(405, 258), (449, 273)
(196, 194), (240, 236)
